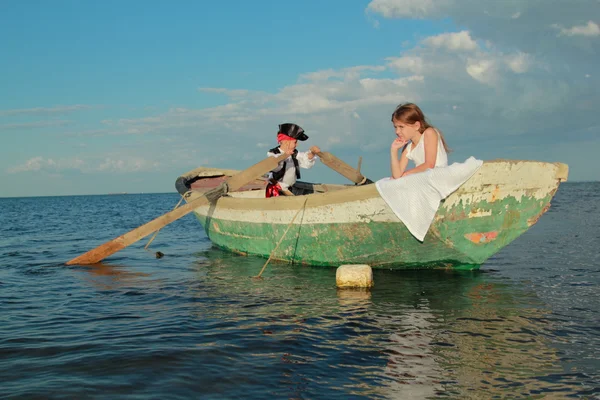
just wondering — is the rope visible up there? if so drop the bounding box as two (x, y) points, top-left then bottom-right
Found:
(255, 198), (308, 278)
(144, 191), (190, 251)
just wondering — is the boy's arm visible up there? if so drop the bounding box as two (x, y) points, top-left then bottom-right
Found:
(296, 150), (318, 168)
(297, 145), (321, 168)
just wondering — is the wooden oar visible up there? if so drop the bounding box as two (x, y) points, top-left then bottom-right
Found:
(315, 151), (373, 185)
(66, 154), (288, 265)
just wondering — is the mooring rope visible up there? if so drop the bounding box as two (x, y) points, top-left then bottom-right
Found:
(255, 197), (309, 279)
(144, 191), (191, 252)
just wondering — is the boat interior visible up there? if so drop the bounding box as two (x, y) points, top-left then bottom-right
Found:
(175, 169), (355, 199)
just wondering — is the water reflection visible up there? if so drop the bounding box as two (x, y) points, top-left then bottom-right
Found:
(69, 247), (590, 398)
(379, 308), (443, 399)
(438, 282), (568, 399)
(336, 289), (372, 306)
(75, 263), (152, 290)
(200, 249), (588, 398)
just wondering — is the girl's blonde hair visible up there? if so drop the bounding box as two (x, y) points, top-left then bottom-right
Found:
(391, 103), (451, 153)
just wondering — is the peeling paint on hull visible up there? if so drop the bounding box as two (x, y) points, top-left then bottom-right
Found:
(182, 160), (568, 270)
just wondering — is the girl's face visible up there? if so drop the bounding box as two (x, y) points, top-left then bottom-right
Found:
(393, 118), (421, 142)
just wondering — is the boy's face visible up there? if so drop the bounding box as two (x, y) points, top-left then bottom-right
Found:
(280, 139), (298, 154)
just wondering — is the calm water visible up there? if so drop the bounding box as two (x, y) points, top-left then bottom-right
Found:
(1, 183), (598, 399)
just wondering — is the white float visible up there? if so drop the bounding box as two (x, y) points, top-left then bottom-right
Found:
(336, 264), (374, 288)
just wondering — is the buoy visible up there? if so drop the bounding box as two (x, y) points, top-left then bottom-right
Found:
(336, 264), (374, 288)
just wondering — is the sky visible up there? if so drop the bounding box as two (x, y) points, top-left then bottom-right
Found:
(1, 0), (598, 197)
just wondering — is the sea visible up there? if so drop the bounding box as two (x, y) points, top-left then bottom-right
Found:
(0, 182), (598, 399)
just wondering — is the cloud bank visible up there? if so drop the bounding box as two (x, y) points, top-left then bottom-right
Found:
(4, 1), (599, 185)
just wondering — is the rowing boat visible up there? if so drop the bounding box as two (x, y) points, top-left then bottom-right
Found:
(175, 160), (568, 269)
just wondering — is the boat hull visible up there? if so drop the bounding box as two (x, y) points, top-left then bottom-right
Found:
(181, 160), (568, 269)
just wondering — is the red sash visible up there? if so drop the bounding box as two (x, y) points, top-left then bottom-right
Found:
(265, 182), (282, 198)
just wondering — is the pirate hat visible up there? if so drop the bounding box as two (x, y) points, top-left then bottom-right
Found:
(278, 123), (308, 141)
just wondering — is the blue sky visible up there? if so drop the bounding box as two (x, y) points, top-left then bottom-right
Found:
(1, 0), (598, 197)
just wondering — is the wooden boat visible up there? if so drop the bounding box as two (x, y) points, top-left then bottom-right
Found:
(175, 160), (568, 270)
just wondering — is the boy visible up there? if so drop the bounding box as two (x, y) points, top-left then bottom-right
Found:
(266, 123), (320, 197)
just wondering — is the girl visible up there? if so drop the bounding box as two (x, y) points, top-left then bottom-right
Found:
(389, 103), (450, 179)
(378, 103), (482, 241)
(266, 123), (321, 197)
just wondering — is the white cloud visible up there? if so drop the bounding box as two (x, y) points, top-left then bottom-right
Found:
(8, 156), (159, 174)
(97, 157), (160, 173)
(367, 0), (600, 68)
(504, 52), (533, 74)
(0, 105), (92, 117)
(0, 120), (71, 131)
(365, 0), (598, 135)
(8, 157), (84, 173)
(387, 55), (425, 74)
(422, 31), (478, 51)
(555, 21), (600, 37)
(300, 65), (385, 82)
(466, 58), (497, 84)
(366, 0), (448, 19)
(7, 157), (45, 173)
(198, 88), (251, 99)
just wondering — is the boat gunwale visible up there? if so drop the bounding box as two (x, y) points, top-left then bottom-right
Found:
(181, 159), (568, 212)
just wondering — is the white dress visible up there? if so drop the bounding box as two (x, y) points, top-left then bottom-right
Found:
(375, 129), (483, 241)
(405, 128), (448, 168)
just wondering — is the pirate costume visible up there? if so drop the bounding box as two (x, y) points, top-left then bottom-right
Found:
(266, 123), (317, 197)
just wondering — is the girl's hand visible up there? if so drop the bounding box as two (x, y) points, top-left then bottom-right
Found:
(391, 137), (407, 151)
(309, 146), (321, 154)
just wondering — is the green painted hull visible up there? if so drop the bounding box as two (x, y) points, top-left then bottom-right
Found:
(181, 160), (568, 270)
(193, 193), (550, 269)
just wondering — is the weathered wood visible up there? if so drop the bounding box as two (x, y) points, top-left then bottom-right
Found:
(315, 151), (371, 185)
(66, 154), (288, 265)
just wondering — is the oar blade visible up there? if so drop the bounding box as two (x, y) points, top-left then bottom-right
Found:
(66, 154), (287, 265)
(66, 196), (209, 265)
(316, 151), (371, 185)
